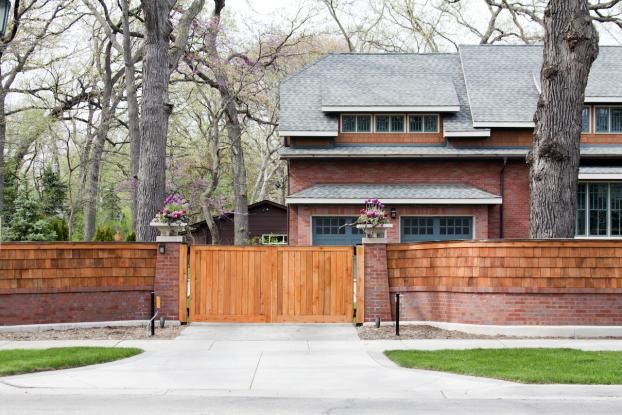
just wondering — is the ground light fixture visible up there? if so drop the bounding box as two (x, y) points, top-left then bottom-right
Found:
(0, 0), (10, 37)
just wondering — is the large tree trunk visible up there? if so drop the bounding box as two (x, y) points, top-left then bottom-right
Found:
(528, 0), (598, 238)
(121, 0), (141, 233)
(0, 86), (6, 218)
(136, 0), (173, 242)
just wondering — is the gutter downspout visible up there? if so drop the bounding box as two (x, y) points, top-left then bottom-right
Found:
(499, 157), (507, 239)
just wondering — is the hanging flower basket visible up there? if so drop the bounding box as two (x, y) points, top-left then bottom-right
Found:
(355, 198), (393, 243)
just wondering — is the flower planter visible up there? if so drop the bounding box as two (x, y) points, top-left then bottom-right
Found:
(149, 220), (187, 237)
(356, 223), (393, 244)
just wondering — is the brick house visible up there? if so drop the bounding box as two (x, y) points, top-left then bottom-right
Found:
(279, 45), (622, 246)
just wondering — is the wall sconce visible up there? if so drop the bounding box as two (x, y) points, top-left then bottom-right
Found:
(390, 208), (397, 219)
(158, 244), (166, 254)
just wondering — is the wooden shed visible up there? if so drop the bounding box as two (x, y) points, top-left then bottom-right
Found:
(188, 200), (287, 245)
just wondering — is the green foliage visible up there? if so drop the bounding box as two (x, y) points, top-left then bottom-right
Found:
(125, 232), (136, 242)
(93, 224), (115, 241)
(49, 218), (69, 241)
(100, 184), (122, 223)
(3, 186), (56, 241)
(1, 159), (19, 222)
(40, 166), (67, 216)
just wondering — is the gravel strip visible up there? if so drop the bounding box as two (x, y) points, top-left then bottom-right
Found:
(0, 325), (184, 341)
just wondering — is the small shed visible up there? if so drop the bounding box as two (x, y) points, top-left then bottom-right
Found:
(188, 200), (287, 245)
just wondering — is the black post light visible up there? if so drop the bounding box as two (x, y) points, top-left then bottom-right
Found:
(0, 1), (11, 37)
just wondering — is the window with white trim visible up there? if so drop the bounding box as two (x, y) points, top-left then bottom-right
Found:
(341, 114), (371, 133)
(581, 106), (590, 133)
(595, 107), (622, 133)
(576, 182), (622, 237)
(409, 114), (439, 133)
(375, 114), (404, 132)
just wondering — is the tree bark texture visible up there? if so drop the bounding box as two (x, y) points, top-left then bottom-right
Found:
(528, 0), (598, 238)
(207, 0), (249, 245)
(136, 0), (173, 242)
(121, 0), (141, 233)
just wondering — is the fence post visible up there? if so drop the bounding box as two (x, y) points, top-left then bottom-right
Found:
(154, 238), (185, 323)
(361, 242), (391, 323)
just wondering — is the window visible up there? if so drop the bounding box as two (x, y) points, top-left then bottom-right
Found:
(401, 216), (473, 242)
(581, 107), (590, 133)
(341, 114), (371, 133)
(576, 182), (622, 237)
(409, 114), (439, 133)
(595, 107), (622, 133)
(312, 216), (363, 246)
(375, 115), (404, 132)
(314, 217), (346, 235)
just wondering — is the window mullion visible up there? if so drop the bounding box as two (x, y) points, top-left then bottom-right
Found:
(608, 183), (612, 237)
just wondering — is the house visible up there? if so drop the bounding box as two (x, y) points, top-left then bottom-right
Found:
(279, 45), (622, 246)
(188, 200), (287, 245)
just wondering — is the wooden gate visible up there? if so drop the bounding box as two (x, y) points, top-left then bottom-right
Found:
(189, 246), (353, 323)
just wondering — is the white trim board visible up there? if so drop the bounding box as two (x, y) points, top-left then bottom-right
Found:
(444, 130), (491, 138)
(287, 197), (502, 205)
(472, 121), (535, 128)
(585, 96), (622, 103)
(322, 105), (460, 112)
(278, 130), (338, 137)
(578, 173), (622, 180)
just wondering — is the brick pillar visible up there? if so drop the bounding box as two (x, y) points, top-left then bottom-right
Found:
(363, 243), (392, 323)
(154, 242), (183, 321)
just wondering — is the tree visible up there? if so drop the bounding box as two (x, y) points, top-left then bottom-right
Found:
(135, 0), (205, 242)
(3, 185), (56, 241)
(528, 0), (599, 238)
(40, 165), (67, 216)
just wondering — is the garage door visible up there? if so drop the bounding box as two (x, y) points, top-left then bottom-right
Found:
(312, 216), (363, 246)
(401, 216), (473, 242)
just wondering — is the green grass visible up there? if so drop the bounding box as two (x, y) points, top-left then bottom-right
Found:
(385, 348), (622, 384)
(0, 347), (143, 377)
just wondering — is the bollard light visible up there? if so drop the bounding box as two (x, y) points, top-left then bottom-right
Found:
(0, 0), (11, 37)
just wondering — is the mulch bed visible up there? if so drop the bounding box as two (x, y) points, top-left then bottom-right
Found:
(357, 324), (510, 340)
(0, 325), (184, 341)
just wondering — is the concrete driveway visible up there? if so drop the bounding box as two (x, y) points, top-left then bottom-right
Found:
(2, 324), (622, 414)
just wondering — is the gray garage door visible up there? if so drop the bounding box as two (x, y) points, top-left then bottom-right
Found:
(312, 216), (364, 246)
(401, 216), (473, 242)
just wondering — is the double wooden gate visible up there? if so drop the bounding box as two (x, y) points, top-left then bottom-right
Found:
(188, 246), (354, 323)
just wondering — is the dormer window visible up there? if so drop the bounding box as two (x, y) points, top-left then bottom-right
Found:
(341, 114), (371, 133)
(409, 114), (439, 133)
(376, 115), (404, 132)
(595, 106), (622, 133)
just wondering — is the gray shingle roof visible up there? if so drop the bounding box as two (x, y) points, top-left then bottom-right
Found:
(321, 73), (459, 108)
(280, 144), (622, 159)
(280, 46), (622, 133)
(287, 183), (501, 204)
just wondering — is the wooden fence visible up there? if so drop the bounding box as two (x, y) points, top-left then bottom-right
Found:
(0, 242), (158, 325)
(387, 240), (622, 292)
(0, 243), (157, 292)
(189, 246), (354, 323)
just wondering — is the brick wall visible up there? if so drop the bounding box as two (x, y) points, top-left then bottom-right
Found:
(288, 159), (529, 245)
(384, 240), (622, 326)
(362, 244), (392, 322)
(154, 243), (183, 321)
(0, 242), (185, 326)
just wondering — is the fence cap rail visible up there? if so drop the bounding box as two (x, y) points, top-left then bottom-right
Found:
(0, 242), (158, 250)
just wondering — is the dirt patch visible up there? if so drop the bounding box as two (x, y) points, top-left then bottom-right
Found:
(0, 325), (184, 341)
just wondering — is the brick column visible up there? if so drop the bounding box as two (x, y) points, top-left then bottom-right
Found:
(154, 242), (183, 321)
(363, 243), (392, 323)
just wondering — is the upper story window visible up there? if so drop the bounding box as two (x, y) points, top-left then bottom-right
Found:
(595, 107), (622, 133)
(340, 113), (441, 134)
(409, 114), (439, 133)
(581, 106), (590, 133)
(376, 115), (404, 132)
(341, 114), (371, 133)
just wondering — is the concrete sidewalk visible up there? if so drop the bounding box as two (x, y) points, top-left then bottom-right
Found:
(1, 324), (622, 404)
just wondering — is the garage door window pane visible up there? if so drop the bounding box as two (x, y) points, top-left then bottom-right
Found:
(403, 217), (434, 236)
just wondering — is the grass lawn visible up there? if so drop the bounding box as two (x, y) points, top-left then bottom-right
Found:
(385, 348), (622, 384)
(0, 347), (142, 377)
